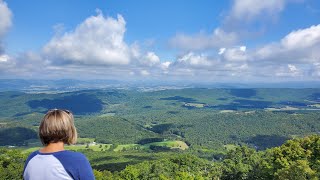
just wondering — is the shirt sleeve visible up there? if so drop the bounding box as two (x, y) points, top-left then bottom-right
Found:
(23, 151), (39, 174)
(53, 151), (95, 180)
(78, 155), (95, 180)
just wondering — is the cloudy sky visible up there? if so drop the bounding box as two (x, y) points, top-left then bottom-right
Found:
(0, 0), (320, 83)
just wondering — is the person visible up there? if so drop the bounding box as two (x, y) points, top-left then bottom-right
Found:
(23, 109), (95, 180)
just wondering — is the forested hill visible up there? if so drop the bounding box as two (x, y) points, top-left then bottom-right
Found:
(1, 88), (320, 179)
(1, 135), (320, 179)
(1, 88), (320, 150)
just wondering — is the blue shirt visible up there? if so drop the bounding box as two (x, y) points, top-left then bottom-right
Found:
(23, 150), (95, 180)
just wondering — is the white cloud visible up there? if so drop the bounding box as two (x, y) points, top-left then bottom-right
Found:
(2, 3), (319, 82)
(0, 0), (12, 55)
(273, 64), (302, 77)
(281, 24), (320, 50)
(161, 61), (171, 69)
(311, 63), (320, 77)
(2, 12), (170, 80)
(288, 64), (298, 72)
(0, 0), (14, 74)
(239, 46), (246, 52)
(220, 46), (248, 62)
(223, 63), (249, 75)
(218, 48), (226, 55)
(43, 12), (131, 65)
(169, 28), (238, 51)
(228, 0), (286, 22)
(254, 24), (320, 63)
(160, 61), (172, 74)
(175, 52), (215, 68)
(0, 54), (9, 62)
(140, 52), (160, 66)
(0, 0), (12, 38)
(140, 70), (150, 76)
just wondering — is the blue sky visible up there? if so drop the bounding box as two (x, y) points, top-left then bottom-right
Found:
(0, 0), (320, 82)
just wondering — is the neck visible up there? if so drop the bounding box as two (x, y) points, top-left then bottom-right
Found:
(40, 141), (65, 153)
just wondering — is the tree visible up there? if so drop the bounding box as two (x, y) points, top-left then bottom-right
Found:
(275, 160), (317, 180)
(221, 146), (261, 180)
(0, 148), (26, 179)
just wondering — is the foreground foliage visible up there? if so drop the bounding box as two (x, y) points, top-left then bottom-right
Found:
(0, 148), (26, 179)
(94, 135), (320, 179)
(2, 135), (319, 179)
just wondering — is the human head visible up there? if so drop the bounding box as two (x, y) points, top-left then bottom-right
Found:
(39, 109), (77, 146)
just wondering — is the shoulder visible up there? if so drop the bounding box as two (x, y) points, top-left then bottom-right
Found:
(24, 150), (40, 173)
(54, 150), (88, 162)
(28, 150), (39, 157)
(25, 150), (39, 163)
(52, 150), (91, 168)
(53, 151), (94, 179)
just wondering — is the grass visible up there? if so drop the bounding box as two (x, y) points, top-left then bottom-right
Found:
(23, 144), (112, 154)
(223, 144), (237, 151)
(184, 103), (205, 108)
(145, 140), (189, 150)
(84, 151), (179, 172)
(308, 104), (320, 108)
(99, 113), (116, 117)
(66, 144), (112, 151)
(22, 140), (189, 154)
(265, 106), (299, 111)
(77, 138), (95, 144)
(219, 110), (235, 113)
(113, 144), (140, 152)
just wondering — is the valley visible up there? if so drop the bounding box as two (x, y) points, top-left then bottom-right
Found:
(1, 88), (320, 177)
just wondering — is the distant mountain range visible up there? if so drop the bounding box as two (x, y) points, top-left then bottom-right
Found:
(0, 79), (320, 92)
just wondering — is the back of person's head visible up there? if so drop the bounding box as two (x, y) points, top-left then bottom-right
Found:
(39, 109), (77, 146)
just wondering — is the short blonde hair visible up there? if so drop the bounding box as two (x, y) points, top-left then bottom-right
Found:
(39, 109), (77, 146)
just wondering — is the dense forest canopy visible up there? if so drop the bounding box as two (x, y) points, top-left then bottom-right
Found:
(1, 88), (319, 150)
(1, 135), (319, 179)
(0, 88), (319, 179)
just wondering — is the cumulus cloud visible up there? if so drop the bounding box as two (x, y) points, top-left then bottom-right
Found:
(168, 0), (301, 52)
(254, 24), (320, 63)
(218, 48), (226, 55)
(220, 46), (248, 62)
(0, 54), (9, 62)
(311, 63), (320, 77)
(174, 52), (215, 68)
(167, 22), (320, 80)
(43, 12), (131, 65)
(281, 24), (320, 50)
(140, 70), (150, 76)
(139, 52), (160, 66)
(273, 64), (303, 77)
(161, 61), (171, 69)
(288, 64), (298, 72)
(0, 0), (12, 38)
(227, 0), (286, 22)
(3, 3), (319, 82)
(0, 0), (12, 55)
(2, 12), (169, 79)
(0, 0), (13, 73)
(169, 28), (238, 51)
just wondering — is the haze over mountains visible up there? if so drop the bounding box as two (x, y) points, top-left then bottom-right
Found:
(1, 79), (320, 92)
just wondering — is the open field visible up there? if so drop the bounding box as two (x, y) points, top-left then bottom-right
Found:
(1, 88), (320, 151)
(23, 140), (189, 154)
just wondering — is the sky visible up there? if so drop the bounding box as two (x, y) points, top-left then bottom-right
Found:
(0, 0), (320, 83)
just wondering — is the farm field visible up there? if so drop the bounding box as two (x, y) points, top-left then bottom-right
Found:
(23, 140), (189, 154)
(1, 88), (320, 176)
(1, 88), (320, 150)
